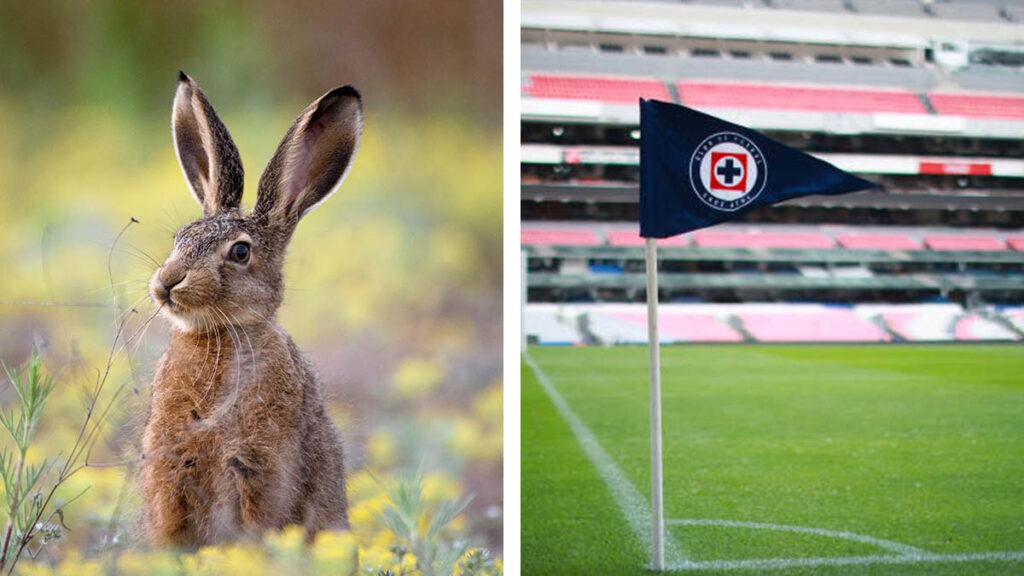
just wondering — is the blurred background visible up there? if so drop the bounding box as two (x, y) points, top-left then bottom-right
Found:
(0, 0), (502, 571)
(521, 0), (1024, 345)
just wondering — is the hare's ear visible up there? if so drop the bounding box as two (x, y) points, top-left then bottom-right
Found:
(172, 71), (244, 217)
(253, 86), (362, 229)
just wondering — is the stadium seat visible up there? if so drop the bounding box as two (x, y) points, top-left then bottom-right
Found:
(677, 81), (926, 114)
(608, 310), (744, 342)
(836, 234), (922, 251)
(606, 230), (690, 247)
(524, 74), (671, 103)
(521, 228), (603, 246)
(923, 235), (1007, 251)
(1008, 237), (1024, 251)
(693, 231), (835, 249)
(929, 93), (1024, 119)
(739, 308), (886, 342)
(881, 307), (958, 341)
(953, 314), (1019, 341)
(1003, 308), (1024, 333)
(525, 305), (582, 345)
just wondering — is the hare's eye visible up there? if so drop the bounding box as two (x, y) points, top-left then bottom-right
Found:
(229, 242), (250, 264)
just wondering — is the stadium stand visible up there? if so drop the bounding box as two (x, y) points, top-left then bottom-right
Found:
(836, 234), (922, 251)
(928, 92), (1024, 119)
(525, 303), (1023, 344)
(606, 230), (690, 247)
(691, 231), (835, 249)
(677, 82), (927, 114)
(521, 227), (603, 246)
(738, 307), (886, 342)
(524, 74), (671, 103)
(923, 235), (1007, 251)
(522, 0), (1024, 344)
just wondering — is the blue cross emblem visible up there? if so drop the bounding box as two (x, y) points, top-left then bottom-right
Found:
(716, 157), (743, 185)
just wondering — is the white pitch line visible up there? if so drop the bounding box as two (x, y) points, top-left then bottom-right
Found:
(668, 518), (927, 556)
(667, 550), (1024, 572)
(525, 353), (688, 565)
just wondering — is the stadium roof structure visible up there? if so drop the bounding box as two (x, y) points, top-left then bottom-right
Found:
(522, 0), (1024, 47)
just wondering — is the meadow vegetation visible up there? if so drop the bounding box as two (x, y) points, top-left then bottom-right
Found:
(0, 86), (501, 576)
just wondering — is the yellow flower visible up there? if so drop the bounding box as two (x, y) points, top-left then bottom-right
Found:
(268, 524), (307, 552)
(15, 561), (54, 576)
(422, 471), (461, 504)
(392, 358), (445, 398)
(358, 543), (395, 573)
(367, 431), (397, 469)
(474, 380), (503, 423)
(312, 530), (358, 575)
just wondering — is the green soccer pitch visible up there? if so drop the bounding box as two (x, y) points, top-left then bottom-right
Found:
(522, 344), (1024, 575)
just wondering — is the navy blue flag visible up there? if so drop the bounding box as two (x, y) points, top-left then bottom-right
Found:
(639, 99), (875, 238)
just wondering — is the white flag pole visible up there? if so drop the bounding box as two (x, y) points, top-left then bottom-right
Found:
(521, 249), (528, 353)
(645, 237), (665, 571)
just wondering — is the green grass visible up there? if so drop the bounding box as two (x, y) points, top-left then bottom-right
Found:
(522, 345), (1024, 575)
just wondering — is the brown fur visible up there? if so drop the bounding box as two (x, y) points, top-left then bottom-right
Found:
(141, 72), (362, 547)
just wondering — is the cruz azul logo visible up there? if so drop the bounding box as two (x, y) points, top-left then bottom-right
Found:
(689, 132), (767, 212)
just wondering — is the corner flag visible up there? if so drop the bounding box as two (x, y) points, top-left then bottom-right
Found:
(638, 99), (873, 571)
(639, 99), (874, 238)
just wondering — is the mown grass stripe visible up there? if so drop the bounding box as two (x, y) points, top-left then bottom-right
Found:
(667, 518), (926, 556)
(668, 550), (1024, 572)
(525, 352), (688, 565)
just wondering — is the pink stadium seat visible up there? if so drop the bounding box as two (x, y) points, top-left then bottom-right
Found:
(741, 310), (886, 342)
(521, 228), (602, 246)
(611, 311), (743, 342)
(677, 82), (926, 114)
(1007, 237), (1024, 251)
(923, 235), (1007, 251)
(524, 74), (671, 103)
(929, 93), (1024, 119)
(692, 231), (834, 249)
(606, 230), (690, 247)
(836, 234), (922, 251)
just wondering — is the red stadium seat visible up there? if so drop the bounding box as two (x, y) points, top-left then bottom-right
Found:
(606, 230), (690, 247)
(836, 234), (922, 251)
(1006, 237), (1024, 251)
(929, 93), (1024, 119)
(692, 231), (835, 249)
(521, 228), (603, 246)
(923, 235), (1007, 251)
(677, 81), (926, 114)
(524, 74), (671, 103)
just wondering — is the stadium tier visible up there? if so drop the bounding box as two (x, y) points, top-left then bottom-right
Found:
(523, 74), (671, 103)
(521, 227), (603, 246)
(929, 92), (1024, 119)
(923, 235), (1008, 251)
(676, 82), (926, 115)
(525, 303), (1023, 344)
(523, 224), (1020, 252)
(524, 73), (1024, 121)
(835, 234), (922, 250)
(691, 231), (835, 249)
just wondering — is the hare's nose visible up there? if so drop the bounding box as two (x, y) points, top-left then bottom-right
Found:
(157, 270), (187, 300)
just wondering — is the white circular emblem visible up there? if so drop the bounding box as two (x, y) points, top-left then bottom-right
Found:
(689, 132), (767, 212)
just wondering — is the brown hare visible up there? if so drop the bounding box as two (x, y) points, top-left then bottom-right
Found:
(140, 72), (361, 547)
